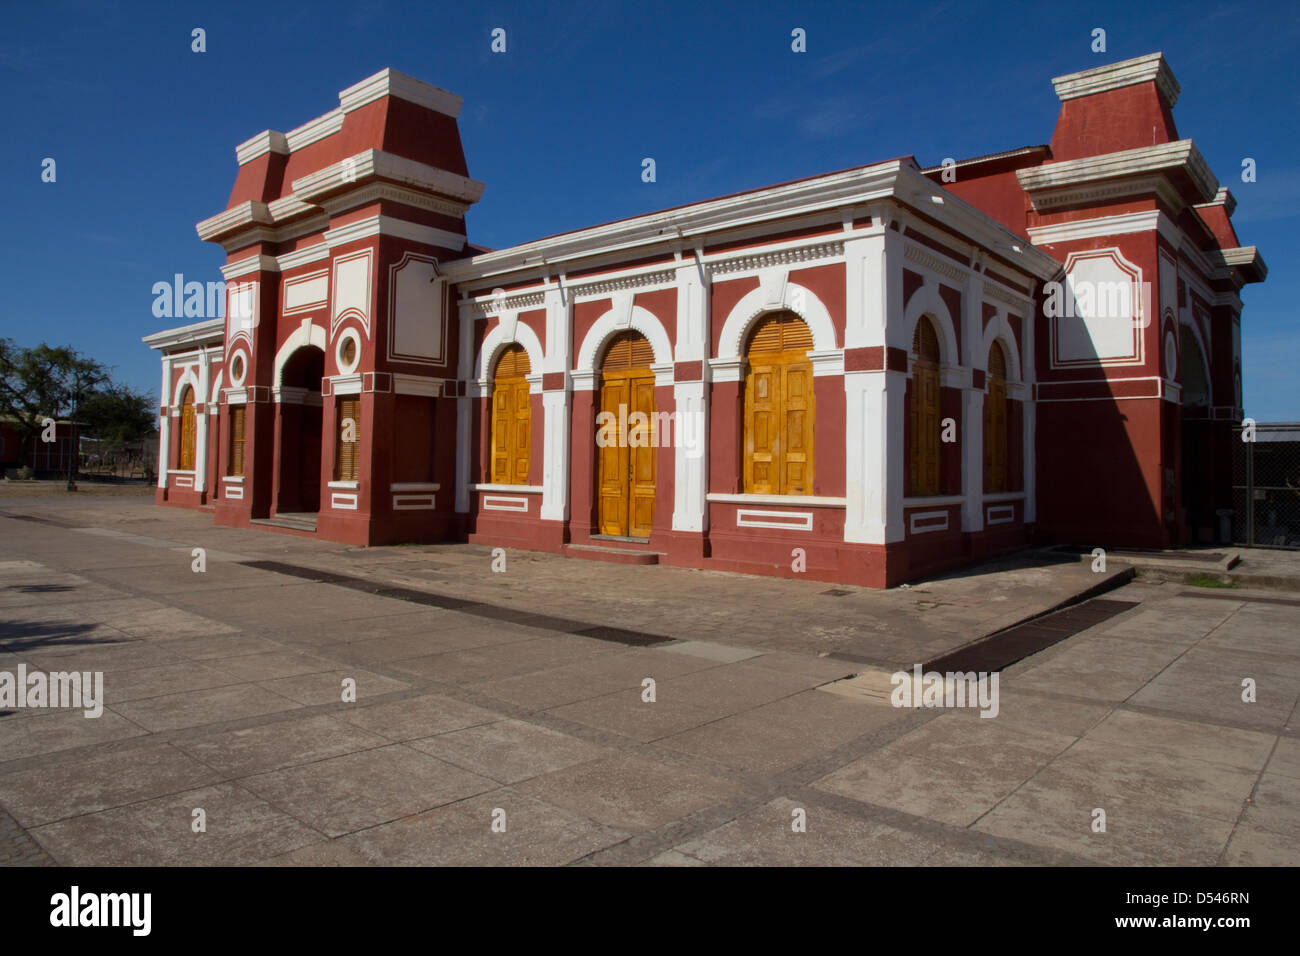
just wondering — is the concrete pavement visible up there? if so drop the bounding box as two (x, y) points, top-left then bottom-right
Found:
(0, 494), (1295, 866)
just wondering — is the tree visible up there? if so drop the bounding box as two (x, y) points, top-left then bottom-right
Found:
(0, 339), (112, 471)
(77, 385), (156, 447)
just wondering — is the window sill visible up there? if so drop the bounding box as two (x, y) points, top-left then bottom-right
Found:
(328, 480), (359, 490)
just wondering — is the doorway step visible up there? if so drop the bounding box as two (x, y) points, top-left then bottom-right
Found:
(252, 512), (318, 535)
(562, 537), (661, 565)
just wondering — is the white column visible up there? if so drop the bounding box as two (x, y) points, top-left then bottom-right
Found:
(847, 218), (905, 543)
(540, 279), (572, 522)
(961, 267), (985, 532)
(454, 301), (475, 513)
(672, 255), (709, 533)
(843, 229), (880, 543)
(193, 352), (211, 492)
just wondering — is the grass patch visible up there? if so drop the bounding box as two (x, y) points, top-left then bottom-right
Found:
(1185, 572), (1235, 589)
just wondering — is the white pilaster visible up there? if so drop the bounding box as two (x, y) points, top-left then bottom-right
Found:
(961, 265), (985, 531)
(454, 301), (474, 513)
(671, 256), (709, 533)
(540, 279), (572, 522)
(194, 351), (211, 493)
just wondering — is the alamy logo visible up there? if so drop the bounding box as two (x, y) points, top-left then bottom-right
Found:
(0, 665), (103, 718)
(50, 886), (151, 936)
(595, 404), (705, 459)
(1041, 277), (1153, 328)
(890, 664), (1000, 718)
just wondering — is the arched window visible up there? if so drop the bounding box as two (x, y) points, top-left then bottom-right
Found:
(178, 385), (197, 470)
(909, 317), (941, 496)
(984, 341), (1008, 493)
(489, 344), (531, 485)
(744, 311), (814, 495)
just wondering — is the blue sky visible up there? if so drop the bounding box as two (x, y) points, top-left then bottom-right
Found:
(1, 0), (1296, 418)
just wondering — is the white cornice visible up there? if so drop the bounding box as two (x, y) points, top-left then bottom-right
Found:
(1027, 209), (1181, 248)
(1017, 140), (1218, 207)
(441, 160), (1059, 287)
(1213, 246), (1267, 282)
(277, 243), (331, 271)
(267, 194), (320, 222)
(285, 108), (344, 152)
(221, 254), (279, 279)
(318, 181), (469, 219)
(235, 130), (288, 166)
(291, 149), (485, 205)
(141, 319), (225, 350)
(323, 213), (466, 251)
(1194, 186), (1237, 218)
(339, 68), (464, 118)
(1051, 52), (1180, 107)
(196, 201), (274, 242)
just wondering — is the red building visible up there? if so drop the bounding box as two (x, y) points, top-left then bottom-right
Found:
(146, 54), (1265, 587)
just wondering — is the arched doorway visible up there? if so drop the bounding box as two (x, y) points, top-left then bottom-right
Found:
(276, 346), (324, 515)
(909, 316), (942, 496)
(744, 311), (814, 495)
(597, 331), (656, 538)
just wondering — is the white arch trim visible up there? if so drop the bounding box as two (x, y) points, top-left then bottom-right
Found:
(209, 370), (224, 406)
(575, 304), (674, 371)
(902, 280), (959, 367)
(273, 322), (328, 388)
(978, 313), (1024, 383)
(172, 366), (201, 409)
(475, 319), (546, 386)
(716, 281), (836, 360)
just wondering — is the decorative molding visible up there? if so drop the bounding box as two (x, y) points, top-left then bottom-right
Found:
(903, 241), (969, 285)
(736, 509), (814, 531)
(483, 495), (530, 512)
(908, 510), (950, 534)
(319, 181), (469, 219)
(707, 239), (844, 278)
(221, 254), (279, 279)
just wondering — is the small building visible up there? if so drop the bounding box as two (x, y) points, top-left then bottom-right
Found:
(145, 53), (1265, 586)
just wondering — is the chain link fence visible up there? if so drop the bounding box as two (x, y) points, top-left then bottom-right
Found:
(1232, 423), (1300, 549)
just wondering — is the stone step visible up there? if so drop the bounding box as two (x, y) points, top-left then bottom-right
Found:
(561, 543), (660, 565)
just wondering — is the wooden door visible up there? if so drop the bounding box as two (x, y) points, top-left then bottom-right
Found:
(598, 377), (630, 535)
(597, 370), (657, 537)
(744, 353), (815, 495)
(179, 397), (196, 470)
(628, 374), (657, 537)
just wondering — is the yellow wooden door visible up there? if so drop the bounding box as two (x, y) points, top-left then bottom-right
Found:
(598, 377), (630, 535)
(179, 399), (196, 470)
(745, 352), (814, 495)
(628, 374), (657, 538)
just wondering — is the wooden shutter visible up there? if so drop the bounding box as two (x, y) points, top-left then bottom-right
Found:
(910, 318), (941, 496)
(229, 405), (246, 477)
(601, 331), (654, 372)
(984, 342), (1008, 493)
(336, 398), (360, 481)
(744, 312), (815, 495)
(179, 387), (196, 470)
